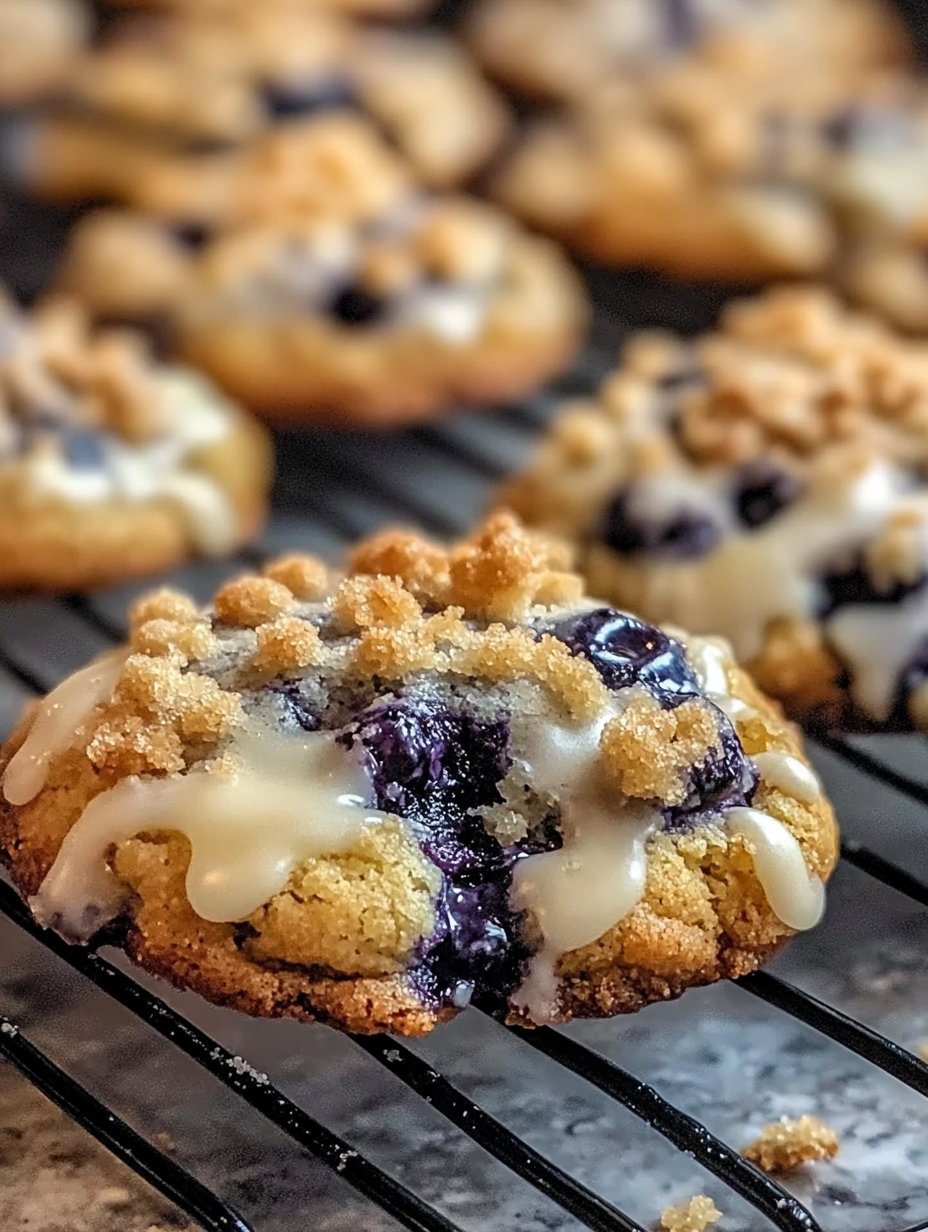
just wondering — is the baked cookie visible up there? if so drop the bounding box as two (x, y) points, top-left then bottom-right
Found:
(502, 286), (928, 733)
(0, 513), (837, 1035)
(491, 65), (928, 282)
(0, 0), (88, 107)
(102, 0), (431, 17)
(17, 5), (508, 215)
(467, 0), (910, 104)
(55, 119), (588, 425)
(0, 293), (272, 591)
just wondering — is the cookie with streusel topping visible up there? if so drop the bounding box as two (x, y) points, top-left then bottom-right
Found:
(0, 293), (271, 591)
(15, 5), (508, 213)
(54, 119), (587, 425)
(502, 286), (928, 733)
(0, 513), (837, 1034)
(467, 0), (909, 105)
(490, 62), (928, 282)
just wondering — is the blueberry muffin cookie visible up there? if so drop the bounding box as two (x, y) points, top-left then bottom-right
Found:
(17, 5), (508, 214)
(491, 65), (928, 282)
(0, 0), (88, 107)
(103, 0), (431, 17)
(502, 286), (928, 733)
(467, 0), (909, 105)
(0, 294), (271, 591)
(0, 513), (837, 1034)
(55, 119), (588, 425)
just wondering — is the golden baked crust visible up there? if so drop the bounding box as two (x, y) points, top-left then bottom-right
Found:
(0, 515), (837, 1035)
(503, 286), (928, 733)
(0, 294), (272, 591)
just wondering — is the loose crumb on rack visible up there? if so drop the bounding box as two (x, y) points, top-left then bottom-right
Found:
(915, 1040), (928, 1062)
(742, 1115), (839, 1173)
(657, 1194), (722, 1231)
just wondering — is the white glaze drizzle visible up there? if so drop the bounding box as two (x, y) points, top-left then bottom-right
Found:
(29, 728), (384, 942)
(3, 649), (128, 806)
(505, 628), (826, 1021)
(509, 701), (660, 1023)
(606, 459), (926, 726)
(724, 806), (825, 930)
(751, 751), (821, 804)
(18, 369), (237, 556)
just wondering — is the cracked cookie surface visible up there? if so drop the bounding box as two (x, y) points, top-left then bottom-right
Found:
(0, 514), (836, 1034)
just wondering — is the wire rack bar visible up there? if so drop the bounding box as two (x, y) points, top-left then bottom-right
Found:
(0, 1010), (254, 1232)
(813, 733), (928, 810)
(500, 1020), (822, 1232)
(352, 1033), (647, 1232)
(739, 972), (928, 1097)
(0, 882), (461, 1232)
(840, 839), (928, 909)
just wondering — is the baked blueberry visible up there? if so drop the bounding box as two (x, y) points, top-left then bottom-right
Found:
(599, 486), (722, 559)
(733, 460), (802, 530)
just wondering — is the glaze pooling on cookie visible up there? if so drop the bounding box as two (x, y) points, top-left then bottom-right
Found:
(0, 295), (271, 587)
(0, 516), (836, 1033)
(503, 287), (928, 732)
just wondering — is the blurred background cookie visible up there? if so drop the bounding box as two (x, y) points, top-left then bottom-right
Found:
(502, 286), (928, 734)
(0, 292), (272, 590)
(54, 118), (588, 425)
(7, 3), (508, 216)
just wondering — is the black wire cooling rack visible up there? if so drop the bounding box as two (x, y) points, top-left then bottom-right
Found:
(3, 363), (928, 1232)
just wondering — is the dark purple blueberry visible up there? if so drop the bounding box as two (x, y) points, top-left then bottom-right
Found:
(339, 695), (551, 1013)
(329, 284), (388, 327)
(58, 424), (108, 470)
(170, 222), (211, 251)
(663, 713), (759, 830)
(263, 76), (358, 119)
(599, 484), (721, 560)
(266, 679), (320, 732)
(552, 607), (700, 708)
(732, 460), (801, 530)
(663, 0), (700, 47)
(820, 559), (928, 614)
(897, 637), (928, 724)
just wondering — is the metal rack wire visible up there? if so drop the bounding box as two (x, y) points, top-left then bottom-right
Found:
(3, 403), (928, 1232)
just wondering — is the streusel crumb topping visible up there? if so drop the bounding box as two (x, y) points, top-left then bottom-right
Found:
(658, 1195), (722, 1232)
(742, 1114), (839, 1173)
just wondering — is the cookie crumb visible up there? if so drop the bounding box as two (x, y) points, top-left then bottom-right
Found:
(658, 1194), (721, 1231)
(96, 1184), (132, 1208)
(916, 1040), (928, 1062)
(742, 1115), (839, 1173)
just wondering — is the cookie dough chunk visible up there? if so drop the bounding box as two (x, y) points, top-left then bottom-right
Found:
(17, 5), (508, 213)
(503, 286), (928, 732)
(467, 0), (909, 104)
(55, 119), (587, 426)
(491, 64), (928, 282)
(0, 514), (837, 1035)
(0, 0), (88, 106)
(0, 294), (271, 591)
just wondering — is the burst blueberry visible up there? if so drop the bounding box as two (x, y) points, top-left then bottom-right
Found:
(733, 459), (801, 530)
(664, 714), (758, 830)
(599, 485), (721, 560)
(552, 607), (700, 708)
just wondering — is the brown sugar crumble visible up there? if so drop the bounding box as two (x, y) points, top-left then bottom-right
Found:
(657, 1194), (722, 1232)
(742, 1114), (839, 1174)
